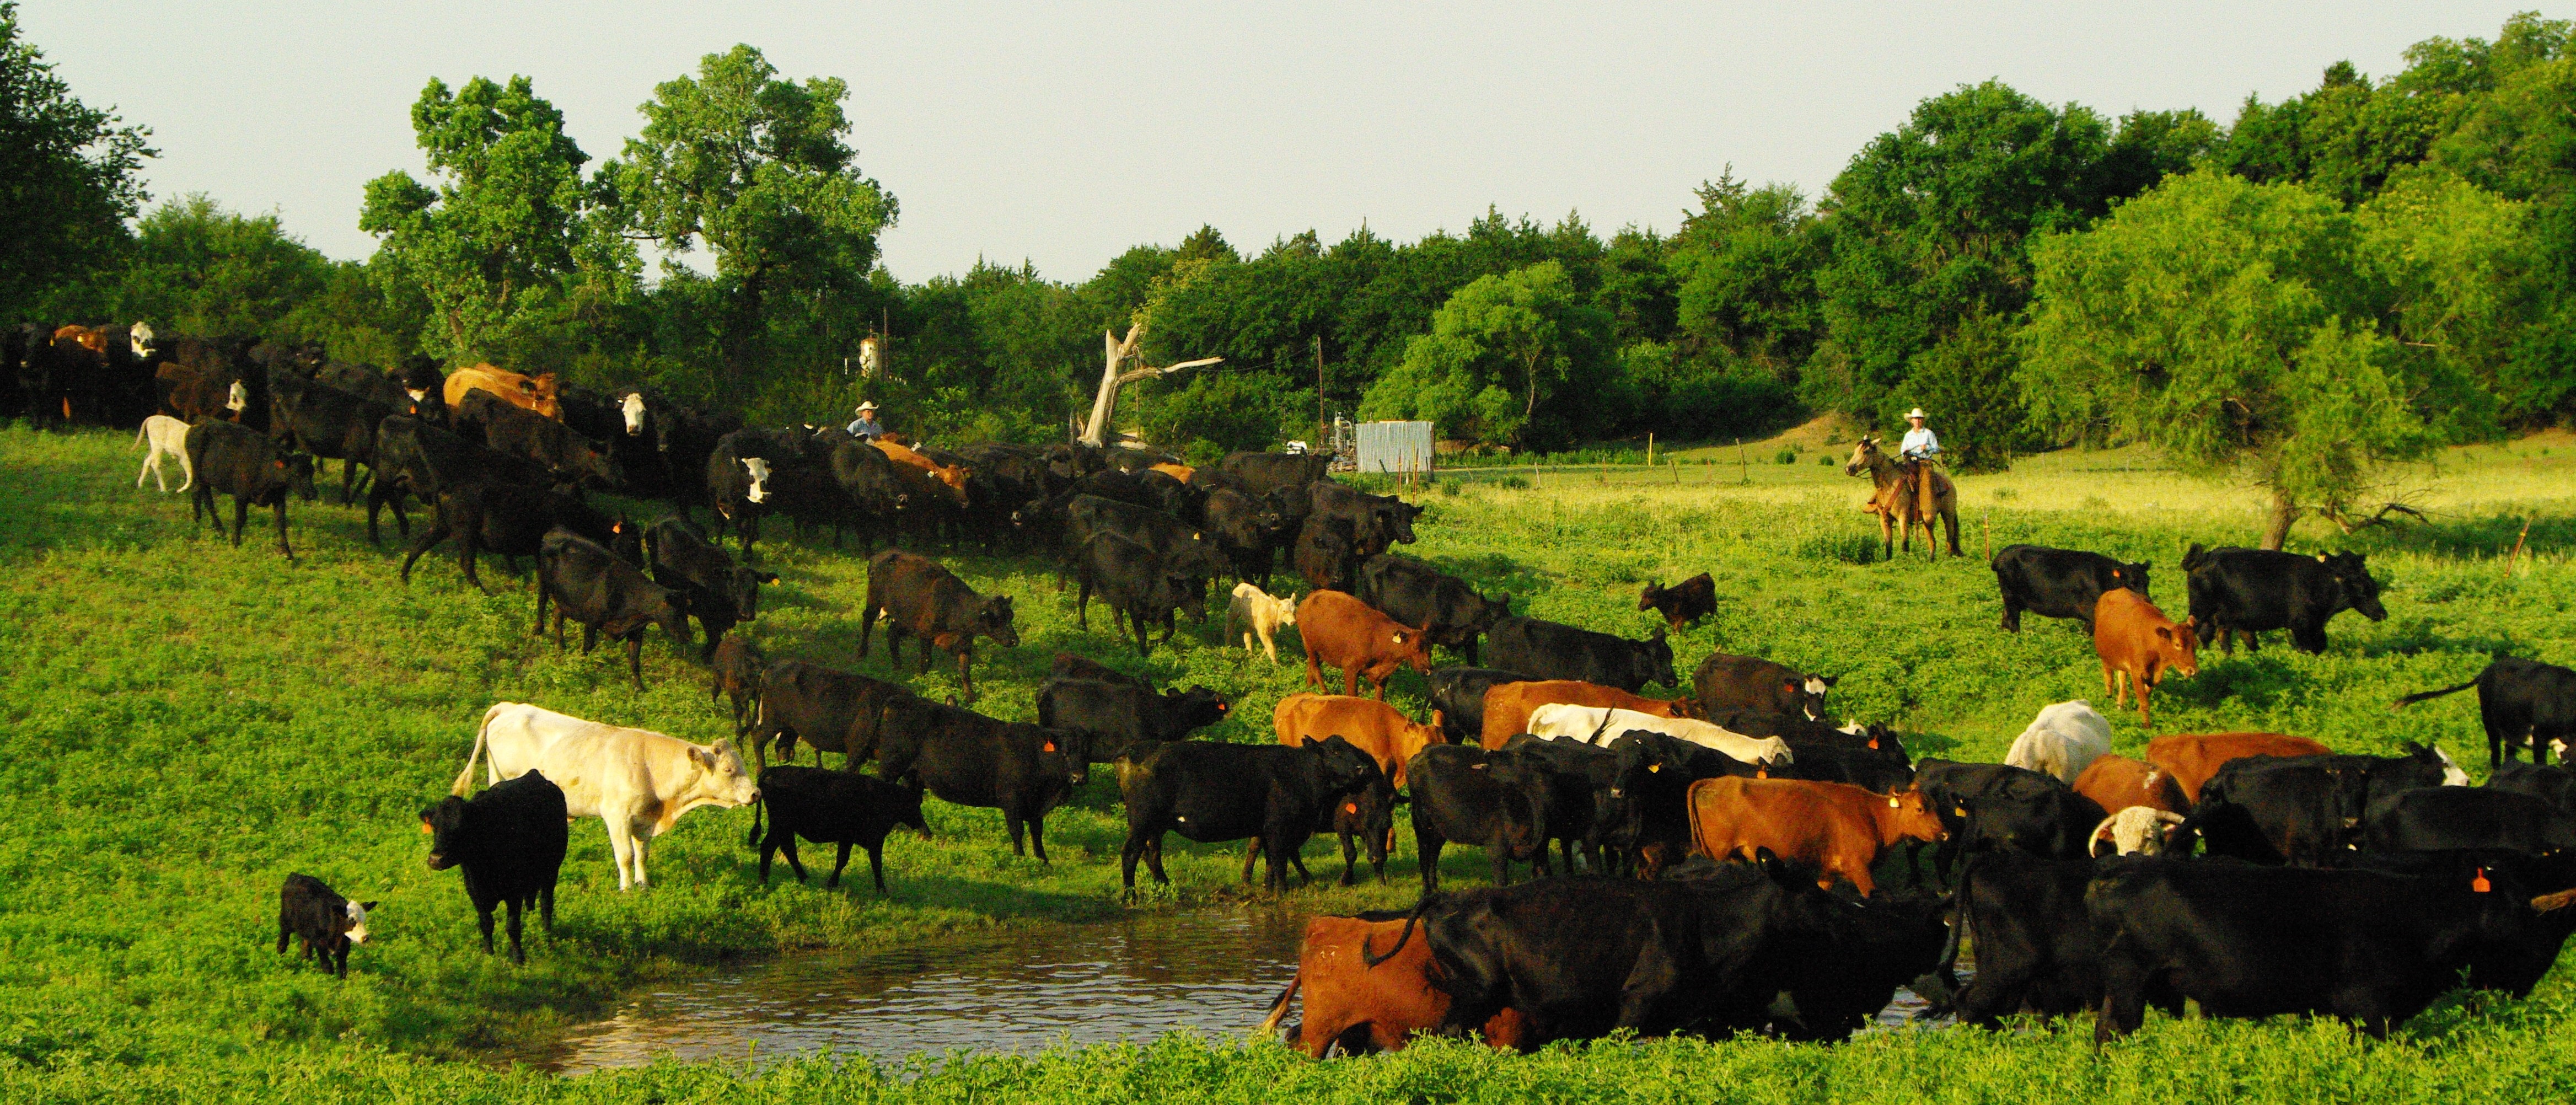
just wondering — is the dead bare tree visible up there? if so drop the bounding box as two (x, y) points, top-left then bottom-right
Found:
(1077, 324), (1220, 447)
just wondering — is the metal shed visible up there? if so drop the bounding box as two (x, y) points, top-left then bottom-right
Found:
(1355, 420), (1435, 478)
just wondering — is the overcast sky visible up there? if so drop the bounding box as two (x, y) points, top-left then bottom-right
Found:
(21, 2), (2538, 282)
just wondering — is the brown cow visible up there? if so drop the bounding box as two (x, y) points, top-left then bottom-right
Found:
(52, 324), (107, 353)
(1275, 693), (1445, 786)
(1150, 462), (1195, 482)
(2092, 589), (2199, 727)
(1685, 776), (1945, 897)
(2073, 754), (2191, 815)
(872, 440), (972, 505)
(1478, 679), (1697, 749)
(1259, 914), (1526, 1056)
(443, 363), (561, 420)
(1297, 590), (1432, 700)
(2144, 732), (2333, 802)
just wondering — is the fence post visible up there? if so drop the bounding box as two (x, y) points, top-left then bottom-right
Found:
(1736, 439), (1748, 485)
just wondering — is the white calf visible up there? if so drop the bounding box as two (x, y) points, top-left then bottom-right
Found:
(1227, 583), (1298, 663)
(1526, 703), (1793, 768)
(2089, 806), (2187, 856)
(2005, 700), (2113, 784)
(457, 702), (760, 891)
(133, 415), (194, 492)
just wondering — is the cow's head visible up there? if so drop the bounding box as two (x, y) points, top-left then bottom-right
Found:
(128, 320), (156, 360)
(341, 898), (379, 944)
(226, 380), (249, 413)
(1034, 726), (1092, 787)
(1302, 736), (1383, 797)
(1164, 685), (1231, 731)
(2107, 560), (2152, 597)
(727, 565), (780, 622)
(2152, 617), (2201, 680)
(976, 594), (1021, 648)
(1783, 673), (1839, 721)
(1637, 582), (1665, 612)
(419, 797), (471, 871)
(1388, 623), (1435, 674)
(890, 777), (933, 840)
(740, 456), (771, 503)
(695, 738), (759, 806)
(619, 391), (647, 436)
(1275, 592), (1299, 628)
(1632, 627), (1678, 689)
(2401, 741), (2472, 788)
(1886, 788), (1949, 843)
(2322, 551), (2387, 621)
(1339, 771), (1402, 881)
(1382, 498), (1423, 544)
(277, 453), (319, 502)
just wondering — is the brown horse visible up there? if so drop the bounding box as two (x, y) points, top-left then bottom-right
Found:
(1844, 437), (1961, 559)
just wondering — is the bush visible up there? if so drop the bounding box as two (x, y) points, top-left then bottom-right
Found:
(1799, 532), (1880, 564)
(1775, 448), (1798, 464)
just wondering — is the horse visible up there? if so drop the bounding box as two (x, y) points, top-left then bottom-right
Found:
(1843, 436), (1961, 559)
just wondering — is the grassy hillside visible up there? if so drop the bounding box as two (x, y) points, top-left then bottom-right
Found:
(4, 423), (2576, 1101)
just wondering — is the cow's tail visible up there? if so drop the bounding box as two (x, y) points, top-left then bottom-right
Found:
(745, 790), (767, 850)
(1257, 968), (1301, 1039)
(452, 704), (505, 797)
(1912, 855), (1972, 1017)
(132, 423), (148, 450)
(1361, 894), (1437, 968)
(2390, 675), (2483, 711)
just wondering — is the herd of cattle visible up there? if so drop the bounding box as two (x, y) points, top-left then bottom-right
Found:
(28, 320), (2576, 1056)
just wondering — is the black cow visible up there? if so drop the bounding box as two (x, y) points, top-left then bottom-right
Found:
(745, 765), (931, 892)
(1407, 744), (1555, 891)
(399, 481), (634, 592)
(1692, 652), (1834, 721)
(1427, 667), (1535, 745)
(1203, 486), (1290, 587)
(1241, 768), (1404, 887)
(2364, 787), (2576, 855)
(2393, 657), (2576, 766)
(1915, 852), (2109, 1028)
(1355, 555), (1511, 664)
(750, 659), (910, 770)
(1911, 760), (2082, 883)
(1776, 888), (1950, 1042)
(1306, 481), (1421, 556)
(2491, 762), (2576, 813)
(646, 516), (777, 659)
(533, 529), (694, 690)
(1035, 678), (1230, 760)
(420, 770), (568, 964)
(455, 389), (618, 489)
(2188, 745), (2462, 866)
(2182, 544), (2387, 654)
(185, 420), (316, 561)
(1636, 573), (1716, 632)
(711, 634), (765, 738)
(1501, 734), (1624, 875)
(1117, 735), (1382, 895)
(1990, 544), (2150, 632)
(266, 373), (396, 505)
(1136, 468), (1206, 525)
(275, 873), (375, 978)
(1219, 450), (1333, 495)
(1604, 731), (1761, 876)
(2087, 859), (2576, 1043)
(1292, 514), (1362, 593)
(1061, 494), (1228, 583)
(1483, 616), (1675, 693)
(1375, 864), (1850, 1047)
(1072, 530), (1203, 658)
(1050, 651), (1150, 689)
(873, 696), (1090, 862)
(860, 550), (1018, 701)
(364, 415), (567, 546)
(1779, 739), (1917, 793)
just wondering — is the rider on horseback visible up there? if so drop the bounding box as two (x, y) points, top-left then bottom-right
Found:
(1899, 407), (1941, 519)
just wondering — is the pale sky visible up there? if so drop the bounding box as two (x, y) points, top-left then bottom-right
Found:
(22, 2), (2541, 283)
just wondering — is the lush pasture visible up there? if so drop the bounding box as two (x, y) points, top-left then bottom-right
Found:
(5, 423), (2576, 1101)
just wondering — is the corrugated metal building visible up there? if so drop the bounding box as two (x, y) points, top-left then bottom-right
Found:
(1355, 420), (1435, 476)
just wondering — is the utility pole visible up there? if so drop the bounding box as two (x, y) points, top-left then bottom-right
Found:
(1314, 336), (1325, 444)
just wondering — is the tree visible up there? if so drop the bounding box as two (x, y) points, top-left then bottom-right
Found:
(2355, 169), (2559, 421)
(1667, 170), (1822, 374)
(0, 2), (153, 318)
(2021, 170), (2490, 548)
(1361, 260), (1615, 450)
(359, 74), (621, 364)
(104, 195), (333, 338)
(611, 44), (897, 389)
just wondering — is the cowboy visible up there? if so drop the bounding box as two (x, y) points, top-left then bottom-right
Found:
(845, 401), (885, 441)
(1898, 407), (1941, 517)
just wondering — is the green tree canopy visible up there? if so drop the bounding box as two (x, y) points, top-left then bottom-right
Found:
(104, 195), (332, 337)
(1361, 260), (1616, 449)
(359, 74), (624, 365)
(611, 44), (897, 388)
(2022, 169), (2491, 547)
(0, 1), (152, 319)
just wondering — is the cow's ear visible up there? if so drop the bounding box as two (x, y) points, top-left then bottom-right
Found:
(2154, 625), (2174, 641)
(361, 901), (380, 910)
(1781, 677), (1801, 695)
(1392, 631), (1408, 644)
(690, 745), (716, 769)
(2316, 552), (2330, 562)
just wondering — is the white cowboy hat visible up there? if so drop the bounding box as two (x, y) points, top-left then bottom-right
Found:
(856, 402), (879, 414)
(1905, 408), (1928, 420)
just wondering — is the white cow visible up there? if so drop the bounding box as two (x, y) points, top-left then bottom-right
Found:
(2005, 700), (2113, 784)
(454, 702), (759, 891)
(133, 415), (194, 492)
(1226, 583), (1298, 664)
(1526, 704), (1793, 768)
(2089, 806), (2188, 856)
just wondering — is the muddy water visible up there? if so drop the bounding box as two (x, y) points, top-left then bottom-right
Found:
(515, 911), (1962, 1072)
(521, 910), (1311, 1072)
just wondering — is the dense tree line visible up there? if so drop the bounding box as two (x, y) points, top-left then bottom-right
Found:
(6, 7), (2573, 509)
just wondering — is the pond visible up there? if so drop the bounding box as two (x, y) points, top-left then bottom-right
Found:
(514, 909), (1960, 1073)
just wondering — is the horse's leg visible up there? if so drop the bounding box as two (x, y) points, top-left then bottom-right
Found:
(1944, 506), (1963, 556)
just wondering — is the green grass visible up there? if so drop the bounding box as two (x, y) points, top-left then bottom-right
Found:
(6, 423), (2576, 1101)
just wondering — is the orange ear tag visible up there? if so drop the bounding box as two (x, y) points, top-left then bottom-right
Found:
(1756, 766), (1768, 779)
(1344, 802), (1359, 814)
(1042, 741), (1056, 753)
(2473, 867), (2492, 893)
(1647, 764), (1661, 773)
(1867, 738), (1880, 750)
